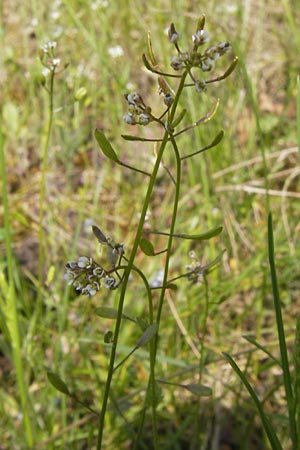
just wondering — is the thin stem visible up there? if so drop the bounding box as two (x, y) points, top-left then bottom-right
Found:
(37, 70), (55, 313)
(133, 119), (184, 450)
(96, 137), (165, 449)
(119, 161), (151, 176)
(97, 69), (189, 450)
(198, 276), (209, 385)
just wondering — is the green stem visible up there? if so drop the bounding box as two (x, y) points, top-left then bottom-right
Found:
(37, 70), (55, 312)
(0, 112), (34, 446)
(198, 277), (209, 384)
(96, 69), (189, 450)
(154, 133), (181, 338)
(133, 96), (185, 450)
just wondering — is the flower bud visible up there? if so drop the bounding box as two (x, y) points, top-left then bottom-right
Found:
(168, 23), (179, 44)
(192, 29), (209, 46)
(170, 56), (184, 71)
(123, 113), (137, 125)
(217, 41), (232, 55)
(74, 87), (87, 101)
(163, 93), (174, 107)
(195, 80), (207, 93)
(138, 113), (151, 125)
(200, 57), (215, 72)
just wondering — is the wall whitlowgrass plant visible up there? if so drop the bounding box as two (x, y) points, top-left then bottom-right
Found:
(49, 16), (238, 449)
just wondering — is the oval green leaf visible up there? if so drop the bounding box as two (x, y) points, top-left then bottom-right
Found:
(140, 238), (155, 256)
(96, 306), (118, 319)
(94, 129), (120, 163)
(184, 384), (212, 397)
(191, 226), (223, 240)
(104, 330), (114, 343)
(136, 323), (158, 347)
(121, 134), (145, 141)
(47, 371), (70, 395)
(222, 56), (239, 79)
(209, 129), (224, 148)
(92, 225), (108, 244)
(179, 226), (223, 241)
(96, 306), (135, 322)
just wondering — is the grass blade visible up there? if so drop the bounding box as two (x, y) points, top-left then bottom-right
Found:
(268, 212), (298, 449)
(223, 352), (283, 450)
(0, 116), (34, 446)
(297, 75), (300, 165)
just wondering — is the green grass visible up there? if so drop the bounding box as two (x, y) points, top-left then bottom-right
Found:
(1, 1), (300, 449)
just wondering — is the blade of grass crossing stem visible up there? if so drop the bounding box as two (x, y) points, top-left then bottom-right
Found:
(0, 118), (34, 445)
(268, 213), (298, 449)
(223, 353), (283, 450)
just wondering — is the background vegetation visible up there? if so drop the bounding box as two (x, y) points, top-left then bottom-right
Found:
(1, 0), (300, 448)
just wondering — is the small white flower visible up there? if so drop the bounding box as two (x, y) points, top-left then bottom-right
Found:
(64, 271), (74, 285)
(163, 93), (173, 107)
(116, 243), (125, 255)
(123, 113), (137, 125)
(51, 11), (60, 20)
(42, 68), (51, 78)
(108, 45), (124, 58)
(103, 276), (117, 289)
(82, 284), (98, 296)
(52, 57), (60, 67)
(31, 18), (38, 27)
(170, 56), (183, 71)
(217, 41), (232, 55)
(168, 25), (179, 44)
(78, 256), (92, 268)
(126, 92), (141, 106)
(138, 113), (151, 125)
(48, 41), (57, 49)
(93, 267), (105, 277)
(195, 80), (207, 93)
(192, 29), (209, 46)
(41, 44), (49, 53)
(201, 57), (215, 71)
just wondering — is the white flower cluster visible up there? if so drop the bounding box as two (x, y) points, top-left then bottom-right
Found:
(123, 92), (152, 126)
(41, 41), (57, 53)
(200, 42), (232, 72)
(64, 256), (118, 296)
(39, 41), (61, 73)
(186, 251), (204, 285)
(168, 21), (232, 90)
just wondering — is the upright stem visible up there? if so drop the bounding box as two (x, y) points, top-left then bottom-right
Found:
(154, 133), (181, 347)
(96, 69), (189, 449)
(133, 74), (188, 450)
(37, 70), (54, 312)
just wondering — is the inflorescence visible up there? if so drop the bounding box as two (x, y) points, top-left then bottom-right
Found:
(64, 17), (235, 297)
(39, 41), (61, 75)
(64, 228), (125, 296)
(123, 17), (232, 126)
